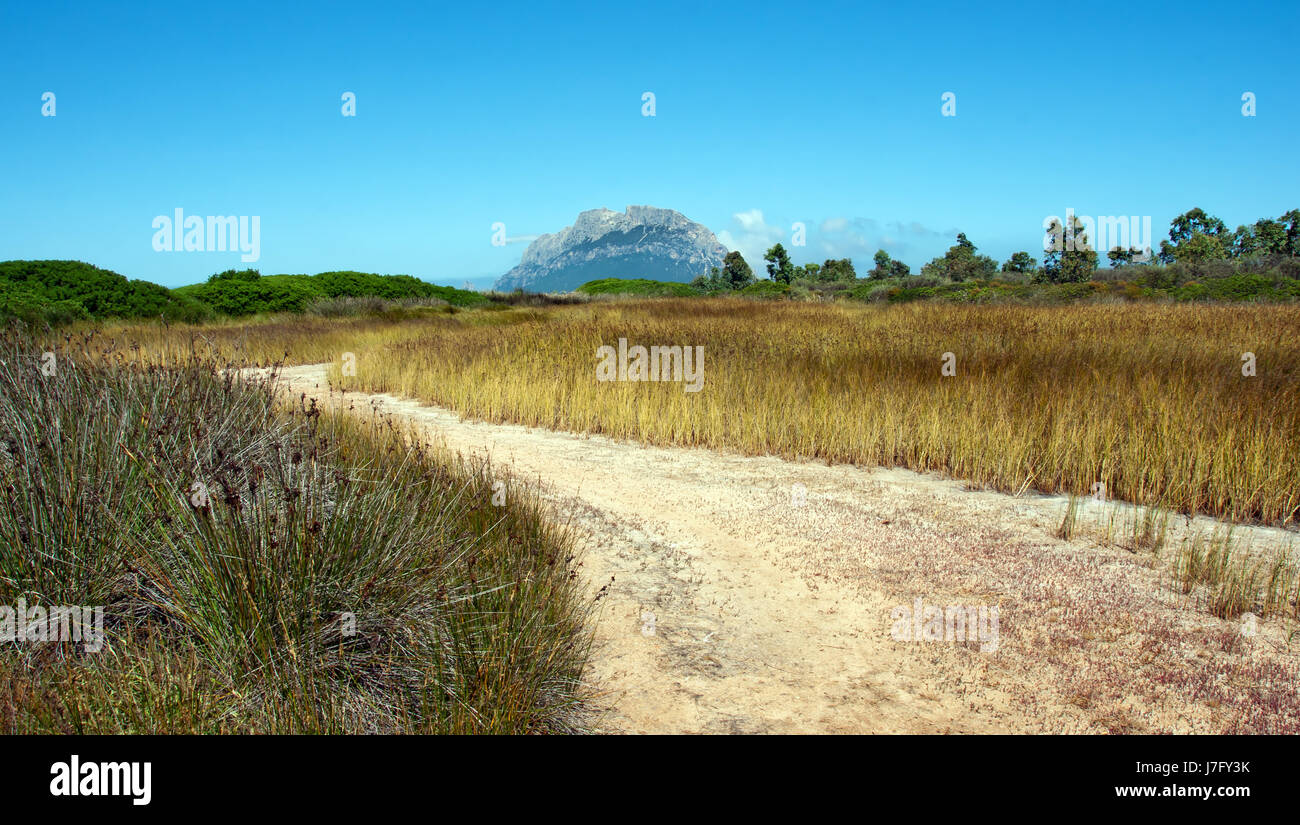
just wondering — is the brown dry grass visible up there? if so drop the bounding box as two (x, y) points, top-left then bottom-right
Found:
(314, 299), (1299, 525)
(86, 299), (1300, 524)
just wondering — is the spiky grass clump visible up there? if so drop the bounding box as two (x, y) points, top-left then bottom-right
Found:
(0, 331), (592, 733)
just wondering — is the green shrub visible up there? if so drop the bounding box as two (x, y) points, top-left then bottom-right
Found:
(0, 260), (211, 325)
(1172, 282), (1211, 302)
(175, 270), (489, 316)
(1204, 273), (1271, 301)
(0, 333), (592, 733)
(738, 280), (792, 299)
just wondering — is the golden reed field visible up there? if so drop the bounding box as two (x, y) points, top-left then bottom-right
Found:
(98, 299), (1300, 526)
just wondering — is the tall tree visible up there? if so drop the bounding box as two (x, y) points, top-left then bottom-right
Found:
(869, 250), (893, 279)
(1038, 217), (1098, 283)
(922, 233), (998, 282)
(721, 251), (755, 289)
(1002, 251), (1037, 275)
(1172, 232), (1227, 264)
(820, 258), (858, 281)
(1231, 219), (1285, 257)
(1159, 208), (1228, 263)
(1281, 209), (1300, 256)
(764, 243), (796, 284)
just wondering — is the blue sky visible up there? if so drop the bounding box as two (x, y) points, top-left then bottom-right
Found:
(2, 0), (1297, 288)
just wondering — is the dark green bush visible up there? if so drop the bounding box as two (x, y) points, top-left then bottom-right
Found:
(175, 270), (489, 316)
(0, 260), (211, 325)
(738, 280), (792, 299)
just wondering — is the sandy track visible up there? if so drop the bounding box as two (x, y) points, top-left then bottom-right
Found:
(264, 364), (1300, 735)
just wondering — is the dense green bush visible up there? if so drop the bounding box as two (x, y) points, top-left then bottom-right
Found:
(738, 280), (792, 298)
(0, 260), (210, 325)
(175, 270), (487, 316)
(1, 261), (489, 326)
(1202, 273), (1271, 301)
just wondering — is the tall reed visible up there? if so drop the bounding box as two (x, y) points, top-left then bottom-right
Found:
(325, 300), (1300, 525)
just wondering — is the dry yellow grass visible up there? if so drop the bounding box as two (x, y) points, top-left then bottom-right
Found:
(97, 298), (1300, 525)
(326, 299), (1300, 525)
(76, 314), (450, 368)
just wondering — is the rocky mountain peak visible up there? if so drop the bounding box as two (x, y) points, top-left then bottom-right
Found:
(496, 206), (727, 292)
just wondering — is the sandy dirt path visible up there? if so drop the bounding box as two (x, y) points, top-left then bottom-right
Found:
(263, 364), (1300, 735)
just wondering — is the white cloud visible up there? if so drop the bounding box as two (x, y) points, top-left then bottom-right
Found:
(716, 209), (788, 274)
(815, 216), (953, 267)
(733, 209), (771, 232)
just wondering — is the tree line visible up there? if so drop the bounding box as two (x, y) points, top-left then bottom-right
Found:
(693, 207), (1300, 290)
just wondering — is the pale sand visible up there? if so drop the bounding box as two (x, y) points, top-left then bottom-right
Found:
(257, 364), (1300, 734)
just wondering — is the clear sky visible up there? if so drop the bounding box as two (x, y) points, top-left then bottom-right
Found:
(2, 0), (1297, 288)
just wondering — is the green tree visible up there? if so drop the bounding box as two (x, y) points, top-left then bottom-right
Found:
(1172, 232), (1227, 264)
(1231, 219), (1287, 257)
(1281, 209), (1300, 255)
(1169, 208), (1227, 244)
(1038, 217), (1098, 283)
(866, 250), (912, 279)
(1002, 251), (1037, 275)
(1158, 208), (1228, 264)
(764, 243), (796, 284)
(690, 267), (720, 291)
(869, 250), (893, 279)
(721, 251), (755, 289)
(820, 258), (858, 281)
(922, 234), (998, 282)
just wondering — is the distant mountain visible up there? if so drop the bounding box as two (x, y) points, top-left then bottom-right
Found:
(493, 206), (727, 292)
